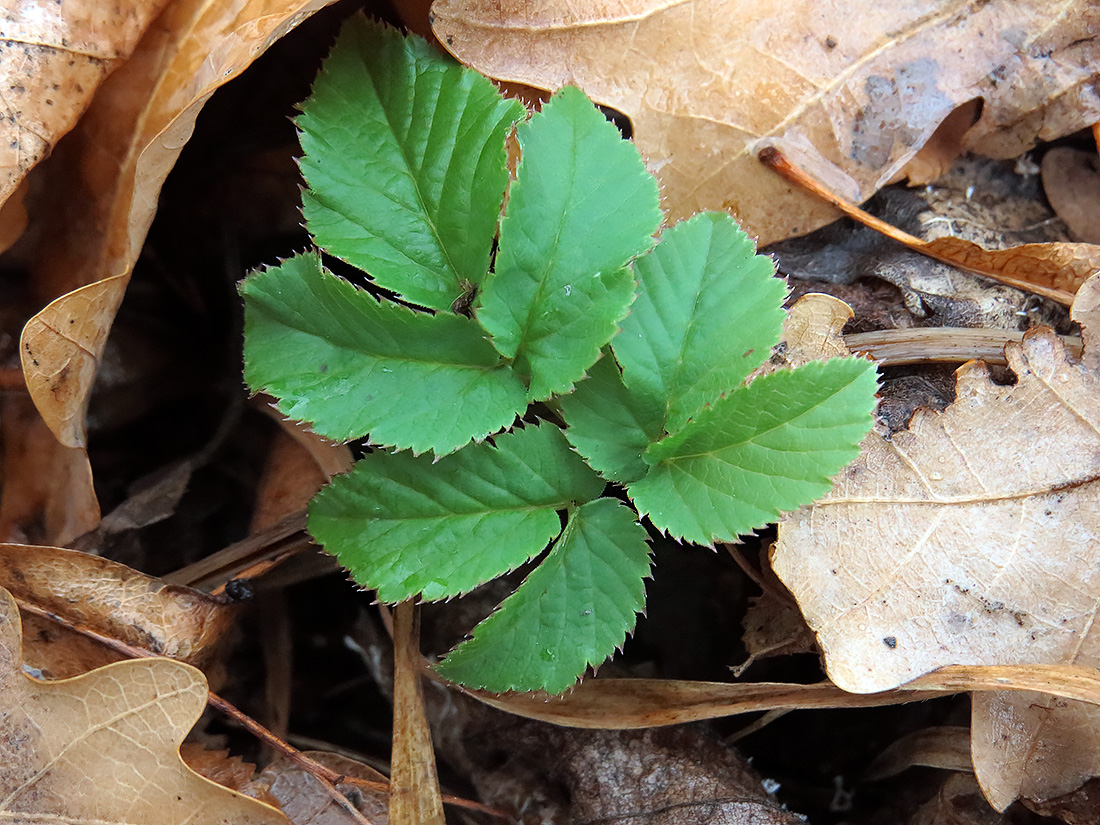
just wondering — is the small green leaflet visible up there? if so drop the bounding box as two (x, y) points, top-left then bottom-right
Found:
(560, 351), (664, 484)
(298, 16), (524, 311)
(240, 252), (526, 455)
(476, 86), (662, 401)
(628, 359), (879, 545)
(435, 498), (651, 694)
(308, 424), (605, 602)
(613, 212), (787, 435)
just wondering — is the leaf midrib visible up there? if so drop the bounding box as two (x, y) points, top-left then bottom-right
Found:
(653, 372), (866, 462)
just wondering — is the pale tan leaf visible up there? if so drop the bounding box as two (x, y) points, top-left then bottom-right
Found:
(772, 271), (1100, 807)
(0, 586), (288, 824)
(390, 602), (444, 825)
(432, 1), (1100, 244)
(0, 0), (170, 209)
(20, 275), (127, 449)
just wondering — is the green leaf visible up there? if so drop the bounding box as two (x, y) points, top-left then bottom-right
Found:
(241, 252), (526, 454)
(308, 424), (605, 602)
(297, 16), (524, 310)
(476, 86), (662, 400)
(628, 359), (878, 545)
(613, 212), (787, 435)
(435, 498), (650, 693)
(560, 351), (664, 484)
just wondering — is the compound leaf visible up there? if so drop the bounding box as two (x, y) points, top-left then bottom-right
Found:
(298, 16), (524, 310)
(560, 351), (664, 484)
(308, 424), (605, 602)
(613, 211), (787, 435)
(241, 252), (526, 455)
(628, 359), (878, 545)
(435, 497), (650, 693)
(476, 86), (661, 400)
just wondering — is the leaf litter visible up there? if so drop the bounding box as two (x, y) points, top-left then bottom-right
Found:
(0, 586), (287, 824)
(6, 0), (1100, 822)
(773, 272), (1100, 809)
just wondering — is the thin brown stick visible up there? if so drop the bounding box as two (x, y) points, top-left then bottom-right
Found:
(163, 509), (309, 589)
(11, 594), (510, 820)
(758, 147), (1076, 305)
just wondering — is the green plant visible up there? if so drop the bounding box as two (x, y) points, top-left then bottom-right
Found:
(240, 16), (879, 694)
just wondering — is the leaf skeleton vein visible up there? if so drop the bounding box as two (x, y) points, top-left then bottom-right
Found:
(0, 684), (195, 811)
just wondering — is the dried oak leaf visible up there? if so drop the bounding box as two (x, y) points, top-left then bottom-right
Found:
(431, 0), (1100, 244)
(772, 272), (1100, 809)
(14, 0), (335, 541)
(0, 0), (171, 209)
(0, 586), (288, 824)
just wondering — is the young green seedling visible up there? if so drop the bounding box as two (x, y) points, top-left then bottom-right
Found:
(241, 16), (878, 694)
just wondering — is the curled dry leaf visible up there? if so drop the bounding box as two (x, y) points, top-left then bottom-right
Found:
(864, 725), (973, 780)
(432, 0), (1100, 244)
(1042, 147), (1100, 245)
(251, 408), (353, 533)
(467, 677), (939, 729)
(0, 395), (99, 544)
(772, 271), (1100, 808)
(20, 275), (128, 449)
(0, 587), (287, 825)
(0, 543), (233, 678)
(0, 0), (171, 208)
(15, 0), (336, 540)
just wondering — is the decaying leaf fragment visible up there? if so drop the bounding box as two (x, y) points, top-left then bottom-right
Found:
(0, 587), (287, 824)
(432, 0), (1100, 244)
(772, 272), (1100, 809)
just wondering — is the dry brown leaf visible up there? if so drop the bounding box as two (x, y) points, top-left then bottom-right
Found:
(14, 0), (335, 541)
(0, 0), (170, 208)
(0, 586), (288, 824)
(390, 602), (444, 825)
(20, 274), (128, 449)
(468, 677), (940, 729)
(738, 593), (817, 670)
(180, 744), (281, 809)
(865, 726), (973, 780)
(909, 773), (1009, 825)
(1042, 147), (1100, 245)
(432, 0), (1100, 244)
(0, 542), (234, 678)
(772, 271), (1100, 808)
(258, 752), (390, 825)
(251, 409), (353, 533)
(0, 394), (99, 544)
